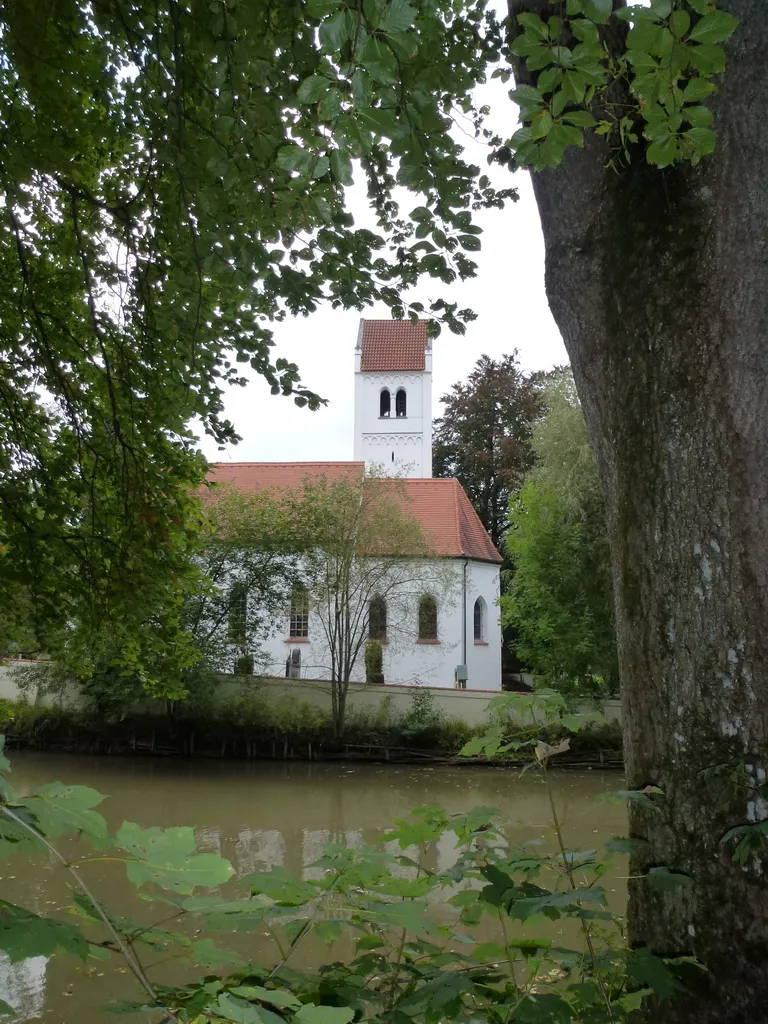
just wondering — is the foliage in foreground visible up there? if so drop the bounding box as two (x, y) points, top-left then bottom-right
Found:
(0, 700), (704, 1023)
(503, 372), (617, 696)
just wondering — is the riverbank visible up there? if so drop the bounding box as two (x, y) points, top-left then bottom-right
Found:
(0, 696), (623, 767)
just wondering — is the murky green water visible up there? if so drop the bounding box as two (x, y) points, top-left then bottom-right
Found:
(0, 753), (626, 1023)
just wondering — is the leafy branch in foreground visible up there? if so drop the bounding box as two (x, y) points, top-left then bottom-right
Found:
(503, 0), (739, 170)
(0, 0), (513, 674)
(0, 731), (695, 1023)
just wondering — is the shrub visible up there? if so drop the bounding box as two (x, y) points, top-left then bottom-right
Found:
(364, 641), (384, 684)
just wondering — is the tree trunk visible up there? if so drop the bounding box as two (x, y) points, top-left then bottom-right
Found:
(510, 1), (768, 1018)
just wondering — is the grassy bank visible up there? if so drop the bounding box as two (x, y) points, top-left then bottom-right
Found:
(0, 689), (623, 766)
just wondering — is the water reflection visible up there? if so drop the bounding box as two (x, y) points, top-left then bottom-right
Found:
(0, 753), (626, 1023)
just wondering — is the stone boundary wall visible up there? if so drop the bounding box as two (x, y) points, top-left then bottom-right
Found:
(0, 663), (622, 729)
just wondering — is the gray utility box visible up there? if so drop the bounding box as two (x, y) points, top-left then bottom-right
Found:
(454, 664), (468, 689)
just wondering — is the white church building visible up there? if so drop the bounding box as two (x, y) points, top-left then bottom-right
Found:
(209, 320), (502, 691)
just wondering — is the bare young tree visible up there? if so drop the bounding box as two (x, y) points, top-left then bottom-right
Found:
(296, 475), (454, 738)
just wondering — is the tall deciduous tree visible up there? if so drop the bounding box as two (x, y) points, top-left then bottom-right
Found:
(502, 371), (617, 693)
(296, 474), (443, 739)
(505, 1), (767, 1019)
(432, 354), (544, 549)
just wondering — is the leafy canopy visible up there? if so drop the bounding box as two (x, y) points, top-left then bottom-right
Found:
(0, 0), (508, 672)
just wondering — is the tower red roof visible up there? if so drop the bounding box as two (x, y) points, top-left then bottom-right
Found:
(358, 319), (428, 372)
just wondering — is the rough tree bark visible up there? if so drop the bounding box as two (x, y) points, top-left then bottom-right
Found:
(509, 1), (768, 1019)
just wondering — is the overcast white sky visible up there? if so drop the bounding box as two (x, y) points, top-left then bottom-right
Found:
(199, 69), (567, 465)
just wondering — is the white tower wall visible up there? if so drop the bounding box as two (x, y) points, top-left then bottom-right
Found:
(353, 335), (432, 478)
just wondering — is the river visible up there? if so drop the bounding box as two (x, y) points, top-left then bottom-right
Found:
(0, 752), (627, 1023)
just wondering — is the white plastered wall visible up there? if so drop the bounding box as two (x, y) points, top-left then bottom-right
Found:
(254, 556), (501, 691)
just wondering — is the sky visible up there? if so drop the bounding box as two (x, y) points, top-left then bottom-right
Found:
(198, 72), (568, 466)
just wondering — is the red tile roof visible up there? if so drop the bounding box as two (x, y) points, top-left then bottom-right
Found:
(207, 462), (364, 491)
(359, 319), (428, 372)
(400, 478), (503, 563)
(205, 463), (503, 564)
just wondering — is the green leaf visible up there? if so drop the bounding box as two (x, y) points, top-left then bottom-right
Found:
(670, 10), (690, 39)
(215, 993), (264, 1023)
(688, 42), (726, 74)
(315, 919), (344, 944)
(517, 13), (549, 39)
(509, 84), (545, 118)
(608, 787), (664, 811)
(331, 149), (353, 185)
(318, 89), (342, 122)
(245, 865), (318, 905)
(537, 67), (564, 94)
(24, 783), (108, 839)
(508, 886), (607, 922)
(116, 822), (234, 894)
(379, 0), (417, 35)
(0, 1000), (15, 1016)
(319, 10), (353, 52)
(561, 109), (597, 127)
(294, 1005), (355, 1024)
(581, 0), (612, 25)
(361, 36), (398, 85)
(531, 110), (553, 140)
(297, 76), (331, 104)
(350, 69), (371, 108)
(190, 939), (246, 970)
(684, 104), (714, 127)
(230, 987), (301, 1011)
(646, 866), (694, 892)
(277, 146), (318, 175)
(615, 988), (654, 1012)
(689, 10), (740, 44)
(683, 76), (716, 102)
(627, 20), (662, 52)
(0, 901), (89, 962)
(626, 947), (680, 998)
(685, 126), (716, 154)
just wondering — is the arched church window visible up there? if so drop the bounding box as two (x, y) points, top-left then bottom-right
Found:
(380, 389), (391, 417)
(418, 594), (438, 641)
(228, 584), (247, 644)
(289, 584), (309, 638)
(369, 596), (387, 640)
(474, 597), (486, 642)
(395, 388), (407, 417)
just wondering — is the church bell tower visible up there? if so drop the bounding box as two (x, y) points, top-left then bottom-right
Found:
(353, 319), (433, 478)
